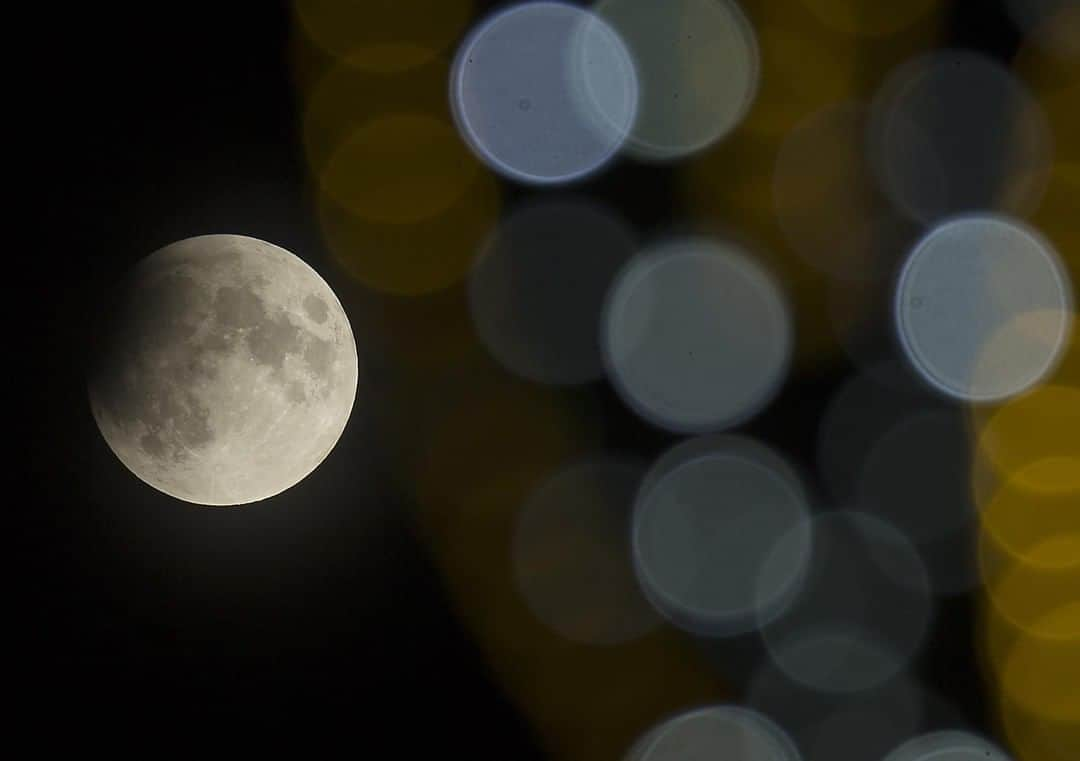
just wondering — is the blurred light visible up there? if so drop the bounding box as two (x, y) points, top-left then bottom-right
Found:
(602, 237), (792, 433)
(980, 527), (1080, 638)
(773, 101), (910, 281)
(592, 0), (759, 160)
(1012, 8), (1079, 180)
(302, 54), (501, 295)
(976, 385), (1080, 500)
(293, 0), (473, 73)
(404, 367), (720, 761)
(895, 214), (1073, 402)
(761, 511), (933, 694)
(626, 706), (801, 761)
(316, 167), (499, 295)
(857, 409), (980, 596)
(680, 137), (846, 371)
(319, 113), (482, 224)
(747, 661), (926, 761)
(450, 1), (638, 185)
(980, 567), (1079, 759)
(796, 0), (939, 38)
(737, 6), (860, 138)
(999, 606), (1080, 723)
(999, 694), (1079, 760)
(881, 731), (1011, 761)
(469, 198), (635, 385)
(869, 50), (1053, 224)
(816, 362), (933, 501)
(513, 456), (661, 645)
(301, 57), (449, 173)
(631, 435), (811, 636)
(1006, 0), (1080, 61)
(1025, 168), (1080, 285)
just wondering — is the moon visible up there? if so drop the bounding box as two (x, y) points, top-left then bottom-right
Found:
(88, 234), (359, 506)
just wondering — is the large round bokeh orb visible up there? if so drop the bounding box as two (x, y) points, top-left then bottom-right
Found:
(450, 1), (638, 185)
(88, 234), (359, 506)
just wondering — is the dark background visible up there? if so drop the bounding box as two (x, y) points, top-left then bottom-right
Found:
(22, 0), (1020, 752)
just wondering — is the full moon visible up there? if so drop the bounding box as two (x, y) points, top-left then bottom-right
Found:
(88, 234), (359, 506)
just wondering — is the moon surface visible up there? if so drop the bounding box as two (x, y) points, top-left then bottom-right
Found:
(88, 234), (359, 506)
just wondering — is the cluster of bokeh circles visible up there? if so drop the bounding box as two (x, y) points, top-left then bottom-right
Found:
(292, 1), (1077, 759)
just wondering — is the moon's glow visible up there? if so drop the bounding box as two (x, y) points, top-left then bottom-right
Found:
(89, 234), (358, 506)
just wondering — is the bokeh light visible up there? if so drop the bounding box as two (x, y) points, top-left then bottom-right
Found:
(300, 52), (502, 295)
(592, 0), (760, 160)
(399, 362), (720, 761)
(316, 168), (500, 295)
(450, 1), (638, 185)
(626, 706), (801, 761)
(632, 435), (811, 636)
(1006, 0), (1080, 61)
(980, 519), (1080, 635)
(999, 701), (1078, 761)
(747, 662), (928, 761)
(603, 237), (792, 434)
(895, 214), (1073, 402)
(816, 362), (933, 501)
(737, 2), (861, 138)
(760, 511), (933, 694)
(998, 604), (1080, 724)
(869, 50), (1053, 224)
(975, 385), (1080, 502)
(881, 730), (1012, 761)
(293, 0), (473, 73)
(319, 113), (481, 225)
(513, 456), (661, 645)
(300, 57), (449, 173)
(773, 101), (909, 281)
(469, 198), (635, 386)
(796, 0), (940, 38)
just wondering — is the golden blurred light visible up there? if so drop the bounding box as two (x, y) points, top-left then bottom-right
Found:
(1027, 167), (1080, 284)
(999, 697), (1080, 761)
(772, 101), (901, 280)
(400, 372), (720, 761)
(513, 457), (661, 645)
(319, 113), (482, 225)
(980, 528), (1080, 638)
(316, 166), (499, 295)
(976, 386), (1080, 498)
(409, 372), (590, 516)
(740, 23), (858, 137)
(1013, 7), (1079, 175)
(999, 605), (1080, 723)
(980, 464), (1080, 570)
(293, 0), (473, 73)
(797, 0), (940, 38)
(301, 58), (449, 174)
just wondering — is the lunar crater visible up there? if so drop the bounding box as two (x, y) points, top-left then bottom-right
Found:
(89, 234), (358, 505)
